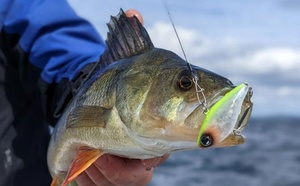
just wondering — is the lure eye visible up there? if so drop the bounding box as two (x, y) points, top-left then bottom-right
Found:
(177, 70), (194, 90)
(199, 134), (213, 147)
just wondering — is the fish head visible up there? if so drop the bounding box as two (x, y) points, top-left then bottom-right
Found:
(115, 48), (253, 150)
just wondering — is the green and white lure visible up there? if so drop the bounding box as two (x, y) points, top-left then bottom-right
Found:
(197, 83), (250, 146)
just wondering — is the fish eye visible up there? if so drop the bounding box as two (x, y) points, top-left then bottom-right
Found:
(179, 76), (193, 89)
(177, 70), (194, 90)
(199, 133), (213, 147)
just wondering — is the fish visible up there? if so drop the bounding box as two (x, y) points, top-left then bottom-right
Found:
(48, 9), (253, 186)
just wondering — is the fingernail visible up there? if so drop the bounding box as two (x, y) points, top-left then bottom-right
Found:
(145, 167), (153, 171)
(141, 159), (160, 170)
(141, 161), (152, 171)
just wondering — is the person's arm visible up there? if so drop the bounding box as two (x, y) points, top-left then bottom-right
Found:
(1, 0), (104, 83)
(1, 0), (105, 125)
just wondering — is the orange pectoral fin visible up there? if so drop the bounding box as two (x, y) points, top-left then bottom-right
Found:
(62, 147), (104, 186)
(50, 176), (59, 186)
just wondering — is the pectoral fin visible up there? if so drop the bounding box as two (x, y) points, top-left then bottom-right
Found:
(62, 147), (104, 186)
(50, 176), (59, 186)
(67, 106), (111, 128)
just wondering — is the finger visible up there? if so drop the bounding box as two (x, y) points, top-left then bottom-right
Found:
(125, 9), (144, 25)
(141, 154), (170, 170)
(95, 155), (153, 186)
(85, 164), (115, 186)
(94, 154), (153, 186)
(75, 171), (97, 186)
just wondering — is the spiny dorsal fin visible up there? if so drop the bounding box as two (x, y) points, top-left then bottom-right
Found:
(100, 9), (154, 66)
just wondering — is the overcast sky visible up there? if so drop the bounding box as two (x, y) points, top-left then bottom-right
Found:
(68, 0), (300, 117)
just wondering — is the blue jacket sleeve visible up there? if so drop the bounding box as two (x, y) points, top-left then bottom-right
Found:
(0, 0), (105, 83)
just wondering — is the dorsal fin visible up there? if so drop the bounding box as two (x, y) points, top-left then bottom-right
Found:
(99, 9), (154, 66)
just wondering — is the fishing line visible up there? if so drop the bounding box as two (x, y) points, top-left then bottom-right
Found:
(162, 1), (209, 113)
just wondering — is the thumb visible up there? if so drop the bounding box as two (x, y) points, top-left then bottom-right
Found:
(125, 9), (144, 25)
(141, 154), (170, 170)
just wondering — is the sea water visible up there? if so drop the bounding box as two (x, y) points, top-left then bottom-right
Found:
(150, 117), (300, 186)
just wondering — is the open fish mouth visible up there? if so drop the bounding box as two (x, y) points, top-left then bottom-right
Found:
(197, 83), (253, 147)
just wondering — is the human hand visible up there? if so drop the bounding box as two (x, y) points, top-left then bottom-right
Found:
(75, 9), (168, 186)
(75, 154), (169, 186)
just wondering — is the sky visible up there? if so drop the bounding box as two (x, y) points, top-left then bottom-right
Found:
(68, 0), (300, 117)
